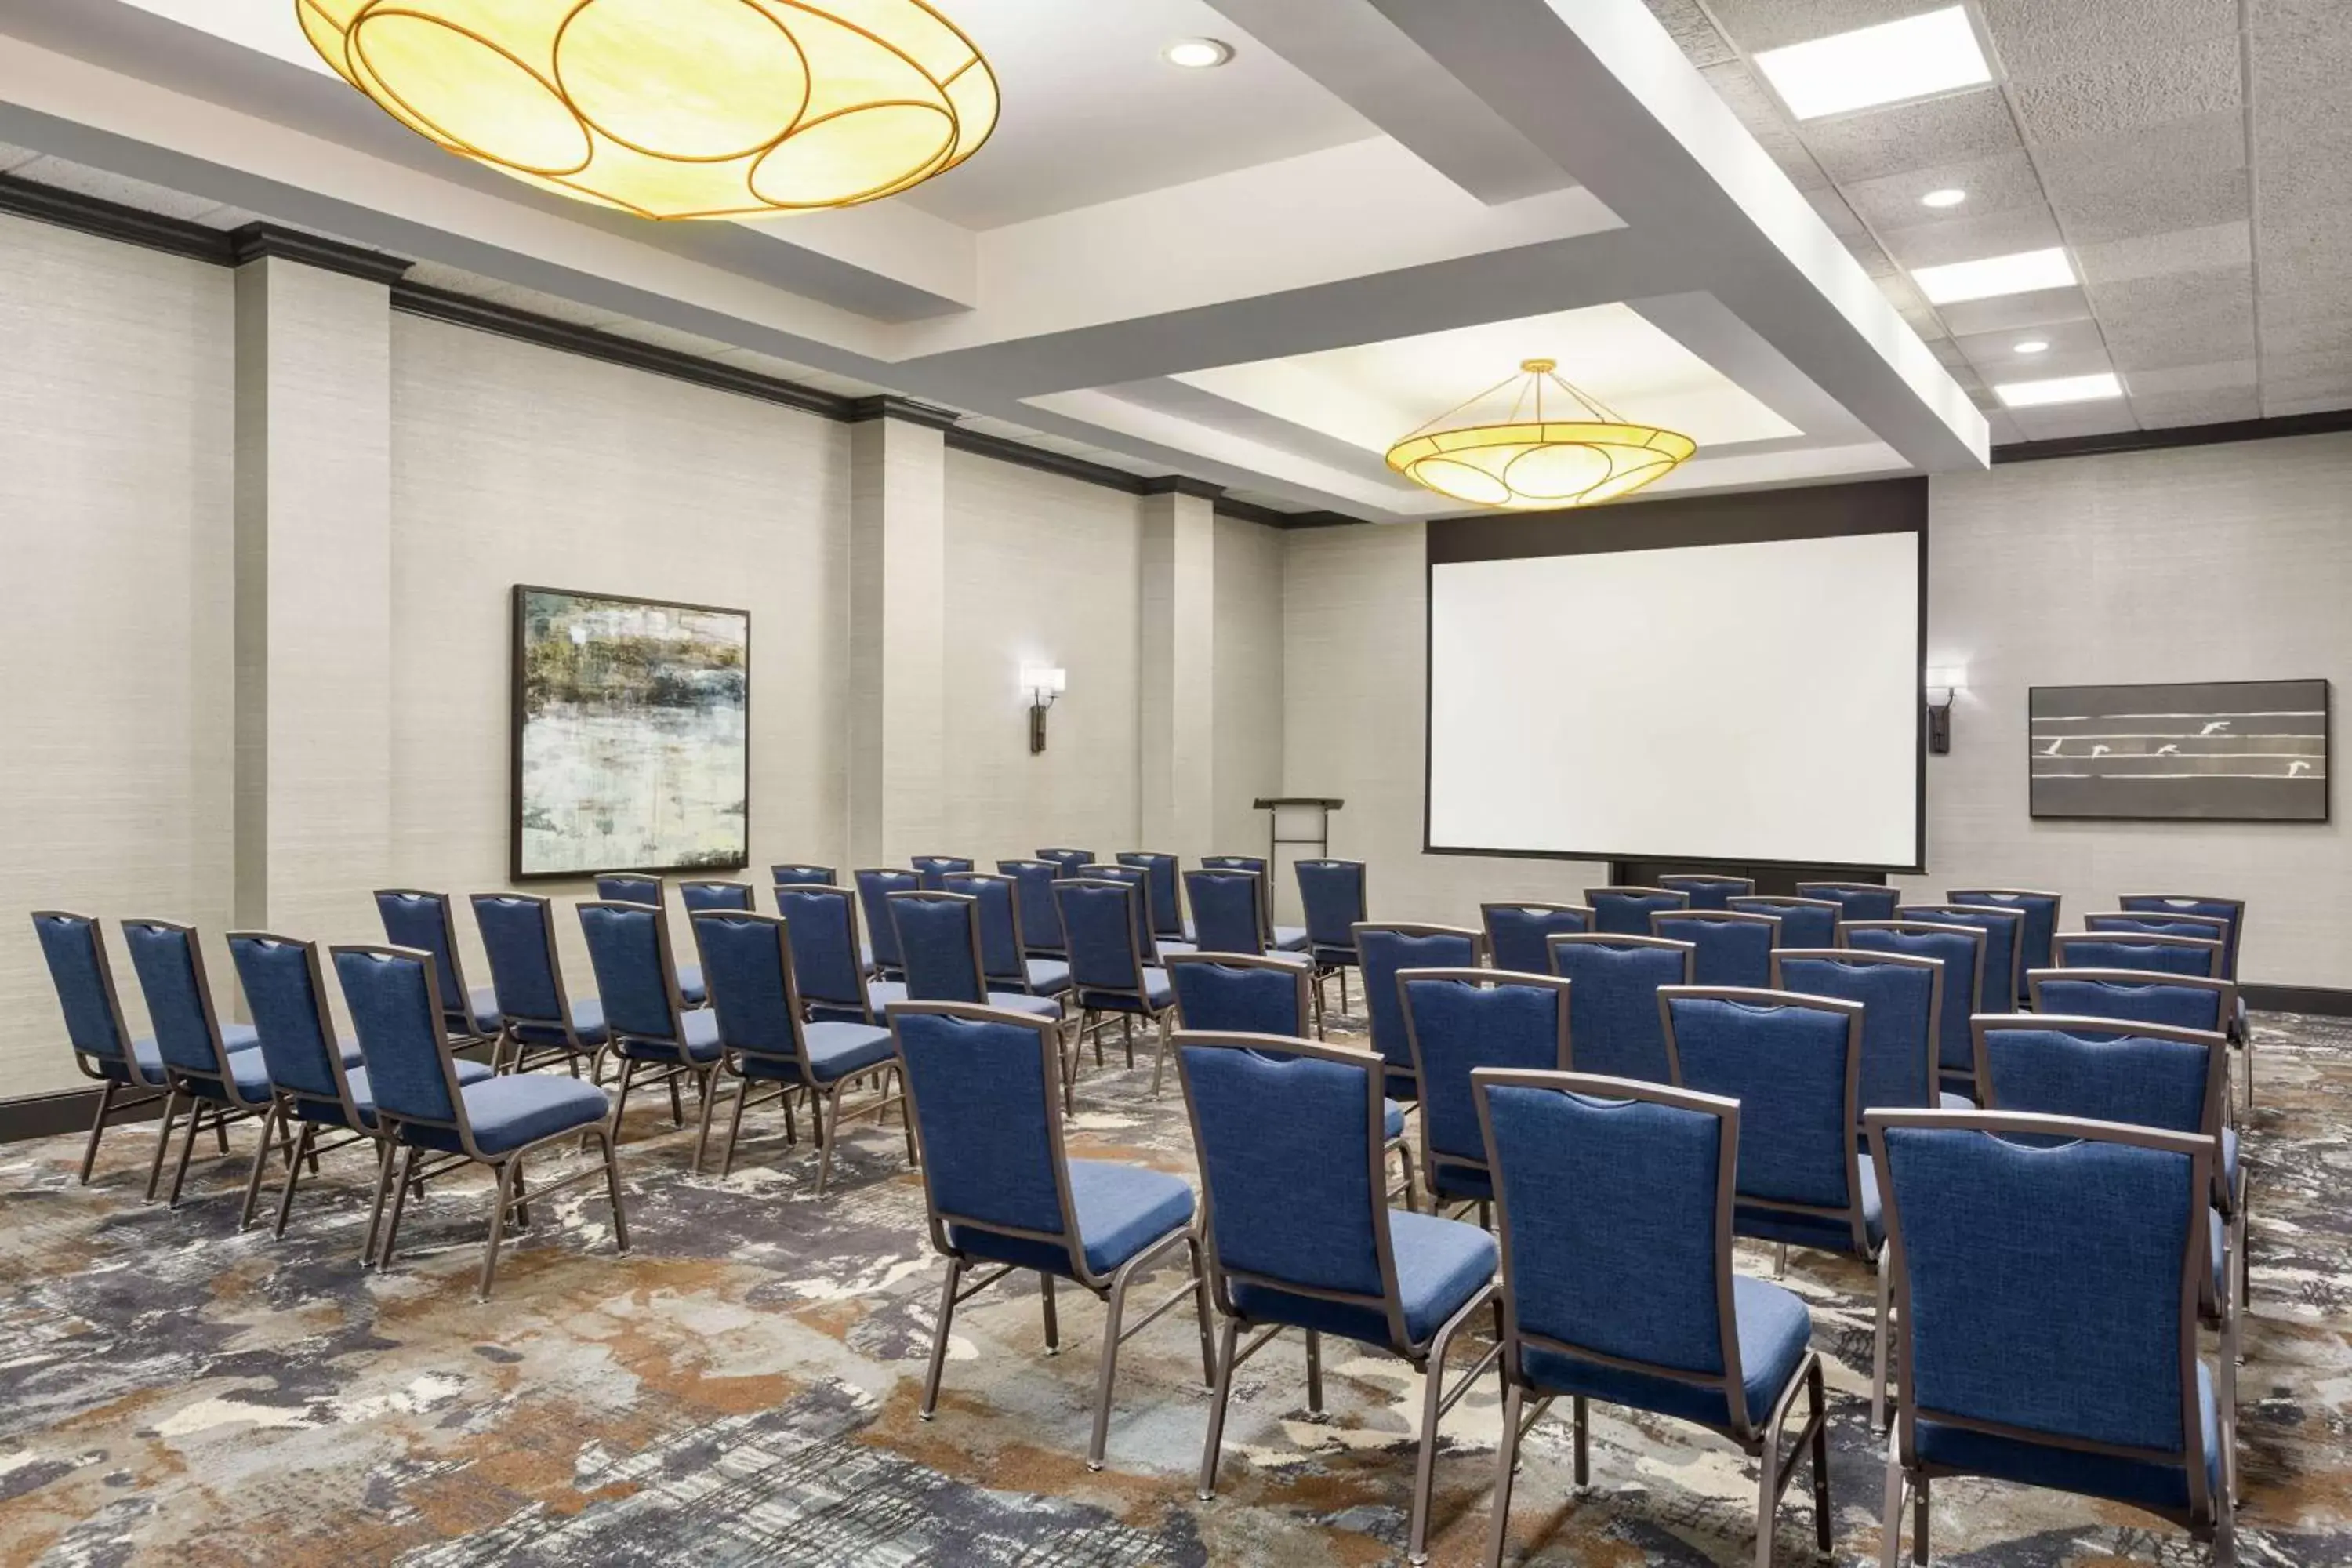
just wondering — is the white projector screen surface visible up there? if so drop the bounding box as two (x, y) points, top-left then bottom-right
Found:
(1428, 530), (1920, 867)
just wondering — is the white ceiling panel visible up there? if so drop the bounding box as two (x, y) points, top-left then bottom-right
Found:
(2132, 387), (2260, 426)
(1698, 0), (1950, 56)
(1876, 205), (2063, 270)
(1936, 286), (2097, 337)
(2034, 111), (2248, 245)
(1839, 150), (2045, 230)
(1801, 88), (2021, 184)
(1978, 0), (2238, 74)
(2005, 34), (2241, 143)
(2123, 359), (2260, 396)
(2074, 220), (2251, 286)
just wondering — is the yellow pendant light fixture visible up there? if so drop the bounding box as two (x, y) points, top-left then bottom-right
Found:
(297, 0), (998, 220)
(1385, 358), (1697, 510)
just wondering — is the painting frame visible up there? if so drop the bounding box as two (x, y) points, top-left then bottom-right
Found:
(2027, 677), (2330, 824)
(510, 583), (751, 880)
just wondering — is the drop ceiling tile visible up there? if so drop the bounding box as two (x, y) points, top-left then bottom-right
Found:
(1980, 0), (2238, 74)
(1936, 285), (2096, 336)
(1955, 316), (2107, 364)
(2122, 359), (2259, 395)
(2263, 320), (2352, 365)
(2007, 401), (2141, 441)
(2102, 310), (2255, 372)
(2074, 221), (2250, 286)
(1878, 205), (2063, 270)
(1980, 343), (2115, 383)
(1802, 88), (2022, 183)
(1700, 63), (1835, 191)
(1841, 150), (2046, 230)
(7, 156), (235, 223)
(2262, 349), (2352, 389)
(1701, 0), (1952, 54)
(2085, 263), (2253, 325)
(1639, 0), (1740, 67)
(2034, 111), (2247, 244)
(2008, 33), (2241, 142)
(2130, 387), (2260, 427)
(2259, 242), (2352, 298)
(2248, 1), (2352, 123)
(2263, 388), (2352, 418)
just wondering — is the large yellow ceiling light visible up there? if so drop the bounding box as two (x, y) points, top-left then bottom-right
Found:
(1386, 358), (1697, 510)
(298, 0), (998, 220)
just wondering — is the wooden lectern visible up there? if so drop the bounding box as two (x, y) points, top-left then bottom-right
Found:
(1254, 797), (1343, 928)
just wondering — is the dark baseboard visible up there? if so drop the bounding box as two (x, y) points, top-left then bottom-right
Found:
(2240, 984), (2352, 1018)
(0, 1085), (165, 1145)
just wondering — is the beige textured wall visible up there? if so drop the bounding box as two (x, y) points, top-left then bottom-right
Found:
(1211, 514), (1287, 900)
(0, 215), (236, 1098)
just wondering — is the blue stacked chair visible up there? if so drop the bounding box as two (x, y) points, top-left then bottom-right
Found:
(122, 918), (285, 1208)
(1774, 948), (1946, 1127)
(777, 883), (904, 1025)
(1586, 884), (1690, 936)
(593, 874), (705, 1002)
(2104, 899), (2252, 1106)
(691, 909), (909, 1189)
(888, 891), (1066, 1022)
(1177, 1032), (1498, 1565)
(1544, 933), (1693, 1083)
(1400, 968), (1572, 1220)
(471, 893), (608, 1076)
(575, 901), (724, 1155)
(1203, 853), (1308, 951)
(768, 862), (837, 889)
(1054, 877), (1178, 1100)
(895, 1002), (1209, 1470)
(855, 867), (923, 978)
(911, 854), (973, 891)
(1795, 881), (1900, 923)
(332, 942), (624, 1301)
(1946, 888), (2063, 999)
(1182, 866), (1277, 957)
(1899, 902), (2024, 1020)
(997, 858), (1069, 957)
(1658, 872), (1755, 910)
(375, 890), (499, 1045)
(1476, 1069), (1830, 1568)
(1036, 847), (1095, 880)
(1478, 901), (1592, 977)
(678, 880), (753, 913)
(2028, 969), (2234, 1034)
(1295, 858), (1367, 1014)
(1078, 862), (1188, 965)
(1352, 922), (1483, 1105)
(2054, 931), (2223, 980)
(1730, 895), (1842, 950)
(942, 871), (1072, 1000)
(1840, 920), (1987, 1102)
(1867, 1109), (2233, 1566)
(1653, 909), (1781, 988)
(1118, 851), (1190, 945)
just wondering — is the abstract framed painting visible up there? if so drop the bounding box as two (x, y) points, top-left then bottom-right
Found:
(2029, 677), (2329, 822)
(511, 586), (750, 878)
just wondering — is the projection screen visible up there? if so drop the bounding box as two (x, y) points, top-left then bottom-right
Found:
(1425, 481), (1925, 871)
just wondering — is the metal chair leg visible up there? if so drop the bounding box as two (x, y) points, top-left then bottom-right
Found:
(1873, 1245), (1893, 1431)
(1754, 1393), (1780, 1568)
(78, 1080), (119, 1185)
(1305, 1328), (1324, 1413)
(477, 1159), (517, 1301)
(1878, 1454), (1906, 1568)
(379, 1144), (419, 1269)
(144, 1088), (181, 1203)
(897, 1068), (919, 1167)
(165, 1100), (206, 1210)
(1911, 1470), (1930, 1566)
(1197, 1316), (1241, 1501)
(1040, 1272), (1058, 1355)
(666, 1065), (685, 1127)
(1809, 1359), (1832, 1554)
(238, 1102), (284, 1231)
(610, 1058), (638, 1140)
(719, 1071), (754, 1178)
(920, 1258), (964, 1418)
(1121, 1014), (1134, 1068)
(270, 1123), (314, 1238)
(1188, 1236), (1215, 1386)
(815, 1081), (841, 1196)
(511, 1155), (530, 1230)
(1407, 1321), (1463, 1564)
(1148, 1009), (1173, 1095)
(1486, 1380), (1525, 1568)
(1087, 1265), (1134, 1470)
(601, 1130), (631, 1254)
(362, 1136), (397, 1265)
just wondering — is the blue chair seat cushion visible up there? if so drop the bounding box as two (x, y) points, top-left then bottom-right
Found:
(405, 1073), (615, 1156)
(985, 991), (1065, 1019)
(1522, 1274), (1813, 1428)
(2220, 1127), (2238, 1197)
(677, 962), (706, 1006)
(465, 985), (502, 1036)
(738, 1021), (895, 1085)
(949, 1159), (1196, 1280)
(1915, 1364), (2220, 1514)
(510, 997), (610, 1048)
(1231, 1209), (1497, 1349)
(1733, 1159), (1883, 1258)
(112, 1025), (260, 1085)
(1429, 1158), (1495, 1201)
(615, 1006), (723, 1064)
(1077, 969), (1174, 1013)
(1021, 959), (1073, 994)
(177, 1034), (367, 1098)
(1939, 1091), (1974, 1110)
(1384, 1098), (1406, 1141)
(1272, 925), (1309, 952)
(306, 1058), (498, 1128)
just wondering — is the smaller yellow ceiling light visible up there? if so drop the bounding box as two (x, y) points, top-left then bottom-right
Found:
(1385, 359), (1697, 510)
(297, 0), (998, 220)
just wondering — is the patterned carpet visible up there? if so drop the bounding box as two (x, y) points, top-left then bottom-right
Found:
(1, 1007), (2345, 1567)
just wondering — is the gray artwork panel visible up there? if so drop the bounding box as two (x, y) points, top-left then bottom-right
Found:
(2029, 678), (2329, 821)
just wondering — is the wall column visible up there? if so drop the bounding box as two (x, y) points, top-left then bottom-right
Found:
(231, 234), (407, 946)
(848, 402), (951, 866)
(1138, 478), (1218, 861)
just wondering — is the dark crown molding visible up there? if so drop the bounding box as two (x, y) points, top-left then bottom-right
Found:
(0, 169), (231, 265)
(228, 221), (412, 285)
(846, 394), (962, 431)
(1140, 474), (1225, 501)
(1990, 407), (2352, 465)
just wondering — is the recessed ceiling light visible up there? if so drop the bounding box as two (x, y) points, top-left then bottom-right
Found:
(1910, 246), (2075, 304)
(1994, 372), (2122, 408)
(1751, 6), (1991, 120)
(2013, 339), (2049, 354)
(1163, 37), (1234, 69)
(1920, 187), (1968, 209)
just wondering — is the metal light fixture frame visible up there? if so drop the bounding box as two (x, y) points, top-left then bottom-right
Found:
(1385, 358), (1697, 510)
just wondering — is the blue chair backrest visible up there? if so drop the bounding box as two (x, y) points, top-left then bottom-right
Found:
(1875, 1116), (2208, 1472)
(1036, 847), (1094, 879)
(2120, 895), (2243, 978)
(1185, 868), (1266, 954)
(1546, 935), (1690, 1083)
(1730, 896), (1839, 950)
(1975, 1017), (2221, 1137)
(1077, 863), (1158, 958)
(681, 880), (753, 913)
(228, 933), (343, 1102)
(31, 912), (131, 1068)
(333, 946), (459, 1126)
(775, 884), (866, 1007)
(1403, 972), (1571, 1171)
(1774, 950), (1940, 1120)
(1055, 880), (1147, 996)
(1180, 1036), (1386, 1301)
(1167, 957), (1307, 1034)
(470, 895), (565, 1023)
(1652, 911), (1777, 988)
(894, 1007), (1065, 1243)
(2054, 933), (2220, 979)
(894, 893), (989, 1004)
(1202, 855), (1273, 929)
(1587, 887), (1689, 936)
(1479, 1073), (1736, 1393)
(691, 910), (804, 1062)
(2028, 971), (2227, 1033)
(1798, 882), (1900, 922)
(375, 890), (470, 1022)
(579, 901), (681, 1040)
(1947, 890), (2060, 983)
(1480, 903), (1592, 977)
(1899, 904), (2020, 1011)
(597, 873), (663, 907)
(771, 862), (836, 888)
(1843, 923), (1983, 1075)
(942, 873), (1027, 985)
(1356, 924), (1481, 1085)
(997, 859), (1065, 952)
(1295, 860), (1366, 953)
(1658, 874), (1752, 911)
(1667, 992), (1860, 1215)
(1118, 851), (1185, 938)
(912, 855), (973, 891)
(121, 920), (229, 1077)
(856, 869), (920, 968)
(2088, 912), (2234, 960)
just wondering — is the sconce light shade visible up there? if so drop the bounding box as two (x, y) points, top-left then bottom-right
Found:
(1925, 665), (1969, 695)
(1021, 664), (1068, 697)
(1924, 664), (1965, 755)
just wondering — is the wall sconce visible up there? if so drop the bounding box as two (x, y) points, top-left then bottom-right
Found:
(1925, 665), (1967, 755)
(1021, 664), (1066, 754)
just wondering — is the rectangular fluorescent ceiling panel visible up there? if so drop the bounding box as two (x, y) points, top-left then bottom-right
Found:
(1910, 247), (2075, 304)
(1994, 372), (2124, 408)
(1752, 6), (1991, 120)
